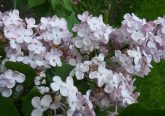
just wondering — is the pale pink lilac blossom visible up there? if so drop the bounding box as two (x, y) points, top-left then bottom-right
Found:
(0, 69), (25, 97)
(1, 9), (165, 116)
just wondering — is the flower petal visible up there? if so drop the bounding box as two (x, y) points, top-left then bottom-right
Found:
(1, 89), (12, 97)
(31, 109), (43, 116)
(41, 95), (52, 107)
(50, 83), (60, 92)
(32, 97), (41, 109)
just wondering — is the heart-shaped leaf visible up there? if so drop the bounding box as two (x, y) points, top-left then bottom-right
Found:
(0, 96), (19, 116)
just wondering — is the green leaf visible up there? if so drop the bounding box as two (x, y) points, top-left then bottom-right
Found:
(51, 0), (60, 10)
(67, 12), (79, 31)
(63, 0), (74, 12)
(94, 107), (108, 116)
(0, 47), (6, 60)
(74, 79), (90, 94)
(22, 87), (40, 116)
(119, 103), (165, 116)
(51, 0), (67, 17)
(135, 60), (165, 109)
(0, 96), (19, 116)
(46, 61), (74, 83)
(135, 0), (165, 20)
(28, 0), (45, 8)
(32, 1), (52, 20)
(5, 61), (37, 88)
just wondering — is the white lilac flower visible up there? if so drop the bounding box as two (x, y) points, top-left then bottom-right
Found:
(74, 61), (90, 80)
(87, 15), (105, 31)
(127, 47), (142, 65)
(91, 53), (106, 66)
(65, 76), (78, 95)
(154, 17), (165, 24)
(77, 11), (89, 22)
(104, 73), (123, 93)
(17, 28), (33, 43)
(50, 76), (88, 116)
(106, 74), (139, 107)
(45, 48), (62, 67)
(25, 18), (38, 29)
(21, 53), (47, 69)
(111, 13), (147, 46)
(4, 25), (19, 40)
(28, 40), (46, 54)
(31, 95), (52, 116)
(40, 17), (50, 30)
(2, 10), (72, 70)
(37, 86), (50, 94)
(67, 90), (95, 116)
(15, 84), (24, 93)
(89, 65), (113, 87)
(111, 48), (152, 77)
(67, 86), (78, 114)
(45, 54), (62, 67)
(2, 10), (22, 27)
(52, 29), (62, 45)
(50, 76), (68, 96)
(0, 69), (25, 97)
(51, 76), (78, 97)
(39, 16), (72, 45)
(73, 12), (112, 53)
(121, 88), (135, 105)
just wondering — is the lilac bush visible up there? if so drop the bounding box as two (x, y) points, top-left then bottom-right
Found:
(0, 9), (165, 116)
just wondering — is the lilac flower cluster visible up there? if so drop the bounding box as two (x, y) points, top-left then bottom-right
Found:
(0, 69), (25, 97)
(0, 10), (165, 116)
(1, 10), (73, 70)
(73, 11), (112, 53)
(111, 13), (165, 77)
